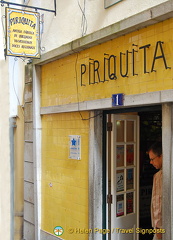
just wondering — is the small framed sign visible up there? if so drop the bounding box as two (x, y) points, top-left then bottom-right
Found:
(69, 135), (81, 160)
(6, 8), (40, 58)
(112, 93), (124, 106)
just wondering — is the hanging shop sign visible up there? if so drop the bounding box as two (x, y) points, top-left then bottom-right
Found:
(6, 8), (40, 58)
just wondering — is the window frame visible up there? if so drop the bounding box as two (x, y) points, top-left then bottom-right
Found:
(104, 0), (123, 9)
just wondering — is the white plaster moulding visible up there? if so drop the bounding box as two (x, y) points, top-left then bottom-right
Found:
(40, 230), (63, 240)
(40, 89), (173, 115)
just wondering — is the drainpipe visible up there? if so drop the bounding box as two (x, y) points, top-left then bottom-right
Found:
(9, 117), (16, 240)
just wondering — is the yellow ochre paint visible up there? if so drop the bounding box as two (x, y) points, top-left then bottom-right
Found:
(41, 19), (173, 107)
(41, 112), (89, 240)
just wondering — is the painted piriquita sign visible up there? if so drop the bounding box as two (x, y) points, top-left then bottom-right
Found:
(6, 8), (40, 58)
(80, 41), (170, 86)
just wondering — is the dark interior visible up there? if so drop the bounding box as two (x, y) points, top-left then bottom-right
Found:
(139, 110), (162, 240)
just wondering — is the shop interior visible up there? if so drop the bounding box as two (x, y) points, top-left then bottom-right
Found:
(103, 107), (162, 240)
(139, 110), (162, 240)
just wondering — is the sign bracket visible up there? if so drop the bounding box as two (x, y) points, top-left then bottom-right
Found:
(0, 0), (56, 16)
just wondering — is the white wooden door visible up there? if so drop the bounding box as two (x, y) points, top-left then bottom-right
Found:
(111, 114), (139, 240)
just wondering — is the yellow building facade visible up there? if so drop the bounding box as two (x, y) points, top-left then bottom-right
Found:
(41, 112), (89, 240)
(38, 16), (173, 240)
(41, 19), (173, 107)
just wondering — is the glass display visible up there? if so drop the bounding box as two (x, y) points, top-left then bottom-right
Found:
(116, 170), (124, 192)
(126, 168), (134, 190)
(126, 144), (134, 166)
(116, 194), (124, 217)
(127, 121), (134, 142)
(116, 120), (124, 142)
(126, 192), (134, 214)
(116, 145), (124, 167)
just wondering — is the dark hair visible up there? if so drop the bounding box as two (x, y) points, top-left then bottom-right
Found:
(148, 142), (162, 156)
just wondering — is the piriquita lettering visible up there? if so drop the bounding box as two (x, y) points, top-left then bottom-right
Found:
(9, 17), (36, 29)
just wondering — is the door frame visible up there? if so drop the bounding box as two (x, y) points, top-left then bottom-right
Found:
(88, 104), (171, 240)
(102, 105), (162, 240)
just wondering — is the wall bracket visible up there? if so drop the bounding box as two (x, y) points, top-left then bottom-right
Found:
(0, 0), (56, 15)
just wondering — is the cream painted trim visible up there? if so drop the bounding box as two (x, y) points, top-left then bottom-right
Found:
(34, 1), (173, 66)
(33, 65), (42, 240)
(89, 111), (103, 240)
(104, 0), (123, 9)
(40, 230), (63, 240)
(162, 103), (173, 240)
(40, 98), (111, 114)
(40, 89), (173, 115)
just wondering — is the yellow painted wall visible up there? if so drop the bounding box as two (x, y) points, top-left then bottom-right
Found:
(41, 18), (173, 107)
(41, 112), (89, 240)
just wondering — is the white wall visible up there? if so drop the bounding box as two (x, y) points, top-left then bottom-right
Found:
(0, 2), (25, 239)
(0, 0), (25, 117)
(26, 0), (169, 53)
(9, 57), (25, 117)
(0, 6), (10, 240)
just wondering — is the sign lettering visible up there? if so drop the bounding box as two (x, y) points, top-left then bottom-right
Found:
(80, 41), (170, 86)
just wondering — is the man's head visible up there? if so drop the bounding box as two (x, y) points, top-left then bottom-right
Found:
(148, 142), (162, 170)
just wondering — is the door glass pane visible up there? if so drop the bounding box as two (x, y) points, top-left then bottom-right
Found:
(126, 144), (134, 166)
(126, 192), (134, 214)
(116, 194), (124, 217)
(126, 168), (134, 190)
(116, 145), (124, 167)
(116, 170), (124, 192)
(127, 121), (134, 142)
(116, 120), (124, 142)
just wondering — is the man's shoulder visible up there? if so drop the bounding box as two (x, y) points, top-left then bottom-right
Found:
(154, 169), (162, 178)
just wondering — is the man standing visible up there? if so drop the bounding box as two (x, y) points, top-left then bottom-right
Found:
(148, 142), (162, 240)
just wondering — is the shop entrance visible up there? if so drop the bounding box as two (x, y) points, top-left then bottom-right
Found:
(138, 110), (162, 240)
(105, 108), (162, 240)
